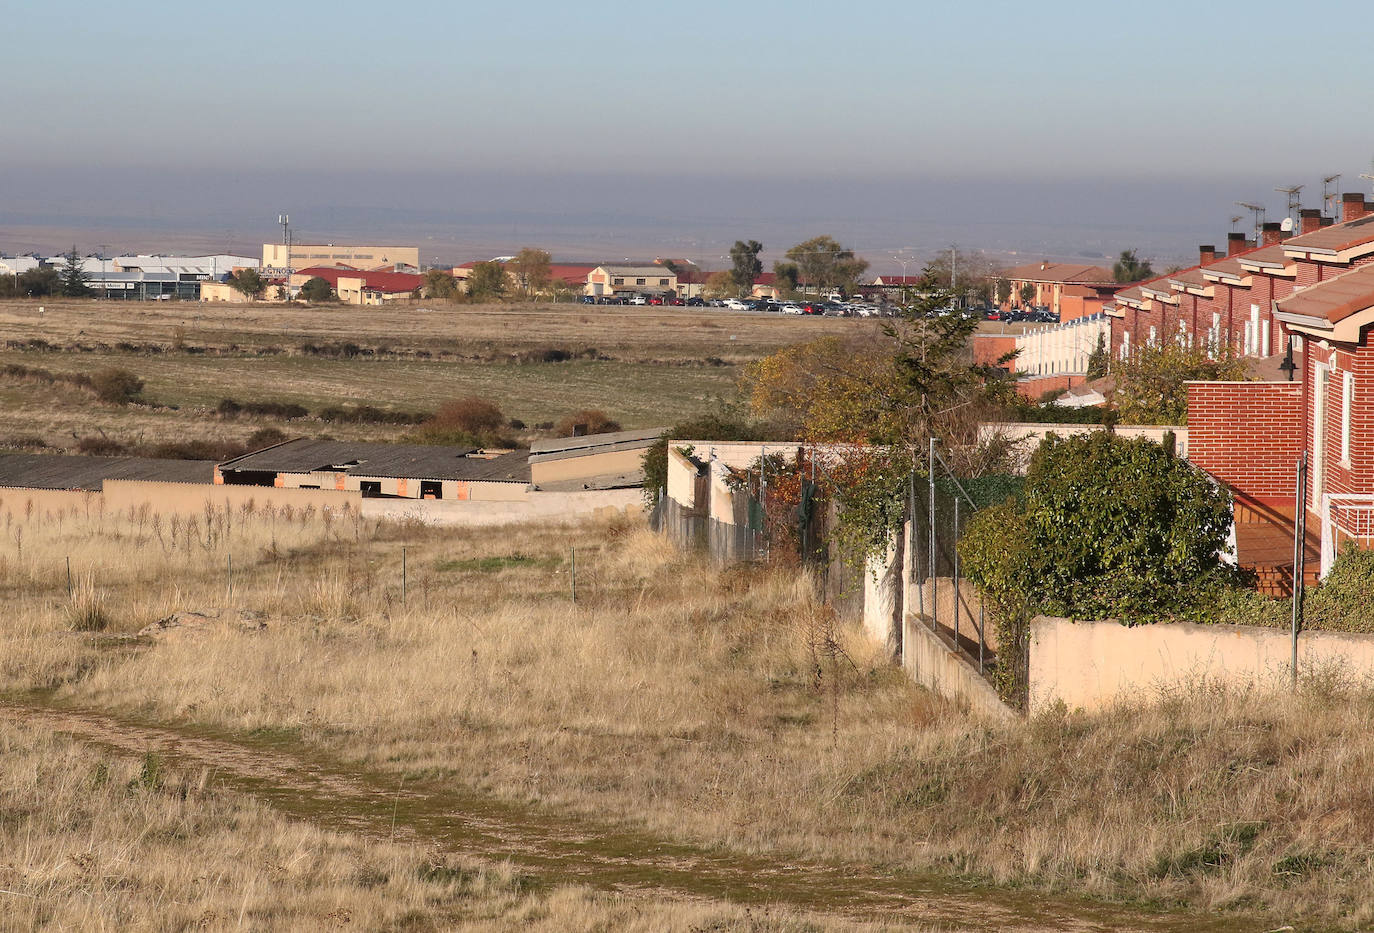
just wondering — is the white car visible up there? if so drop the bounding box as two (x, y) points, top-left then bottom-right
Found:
(629, 294), (648, 305)
(780, 303), (804, 314)
(724, 299), (749, 311)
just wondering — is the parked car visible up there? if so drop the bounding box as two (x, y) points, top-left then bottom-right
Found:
(724, 298), (748, 311)
(685, 297), (705, 307)
(780, 303), (804, 314)
(580, 295), (597, 304)
(629, 294), (649, 305)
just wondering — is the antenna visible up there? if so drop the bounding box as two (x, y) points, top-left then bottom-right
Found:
(1229, 215), (1243, 232)
(1359, 156), (1374, 198)
(1275, 184), (1303, 229)
(1235, 201), (1266, 241)
(1323, 174), (1342, 215)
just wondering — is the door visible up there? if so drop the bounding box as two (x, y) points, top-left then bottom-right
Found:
(1313, 365), (1329, 504)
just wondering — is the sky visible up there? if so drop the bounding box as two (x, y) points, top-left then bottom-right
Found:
(4, 0), (1373, 268)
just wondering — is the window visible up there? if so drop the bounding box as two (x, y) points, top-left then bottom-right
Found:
(613, 278), (624, 285)
(636, 278), (645, 285)
(1342, 370), (1354, 464)
(659, 278), (668, 286)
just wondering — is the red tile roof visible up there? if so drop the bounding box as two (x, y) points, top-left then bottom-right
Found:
(1274, 263), (1374, 324)
(1281, 213), (1374, 255)
(297, 266), (423, 294)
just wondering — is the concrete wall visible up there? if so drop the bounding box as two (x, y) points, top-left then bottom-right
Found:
(361, 488), (643, 527)
(263, 244), (419, 269)
(104, 480), (359, 517)
(273, 471), (526, 502)
(863, 536), (903, 661)
(530, 446), (648, 485)
(1029, 617), (1374, 714)
(983, 422), (1188, 472)
(902, 614), (1016, 721)
(666, 446), (701, 508)
(0, 488), (98, 519)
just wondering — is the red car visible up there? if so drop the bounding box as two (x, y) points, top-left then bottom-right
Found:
(648, 296), (664, 305)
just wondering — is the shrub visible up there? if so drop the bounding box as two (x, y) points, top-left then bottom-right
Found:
(959, 431), (1235, 706)
(1306, 546), (1374, 633)
(428, 397), (505, 436)
(553, 409), (621, 437)
(217, 398), (243, 416)
(76, 436), (127, 456)
(66, 576), (109, 632)
(90, 368), (145, 405)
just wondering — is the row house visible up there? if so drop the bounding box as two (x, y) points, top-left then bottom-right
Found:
(1108, 194), (1374, 364)
(1002, 261), (1118, 320)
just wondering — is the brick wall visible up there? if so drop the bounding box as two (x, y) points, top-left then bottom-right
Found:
(1186, 381), (1305, 507)
(1016, 373), (1083, 400)
(971, 334), (1017, 369)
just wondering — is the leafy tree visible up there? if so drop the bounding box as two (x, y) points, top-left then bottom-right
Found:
(1018, 283), (1036, 307)
(702, 270), (735, 300)
(772, 261), (800, 298)
(58, 247), (90, 297)
(510, 248), (552, 297)
(729, 240), (763, 297)
(298, 276), (335, 302)
(466, 261), (508, 301)
(12, 267), (57, 297)
(922, 248), (1002, 306)
(1113, 343), (1247, 425)
(1084, 331), (1109, 380)
(228, 268), (265, 301)
(784, 235), (868, 296)
(995, 277), (1012, 305)
(423, 268), (459, 299)
(1113, 249), (1154, 283)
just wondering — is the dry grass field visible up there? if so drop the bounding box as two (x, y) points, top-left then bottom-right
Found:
(0, 495), (1364, 929)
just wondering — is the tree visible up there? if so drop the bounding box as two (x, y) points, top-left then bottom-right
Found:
(995, 277), (1012, 305)
(298, 276), (335, 302)
(1113, 249), (1154, 283)
(729, 240), (763, 297)
(58, 247), (90, 297)
(13, 267), (57, 297)
(772, 261), (800, 298)
(228, 268), (265, 301)
(1018, 283), (1036, 307)
(423, 268), (459, 299)
(702, 270), (735, 300)
(466, 261), (507, 301)
(1084, 331), (1109, 381)
(90, 367), (144, 404)
(1112, 343), (1247, 425)
(510, 248), (552, 297)
(783, 236), (868, 296)
(922, 248), (1003, 306)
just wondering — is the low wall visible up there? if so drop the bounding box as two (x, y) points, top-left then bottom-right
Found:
(1029, 617), (1374, 714)
(105, 480), (359, 516)
(362, 488), (643, 527)
(0, 488), (98, 520)
(902, 615), (1016, 721)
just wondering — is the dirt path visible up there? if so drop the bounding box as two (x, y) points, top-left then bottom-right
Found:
(0, 697), (1255, 932)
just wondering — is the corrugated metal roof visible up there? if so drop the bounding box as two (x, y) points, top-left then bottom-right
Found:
(0, 454), (215, 491)
(218, 438), (530, 483)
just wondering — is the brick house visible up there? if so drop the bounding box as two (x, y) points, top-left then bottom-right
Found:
(1002, 261), (1118, 318)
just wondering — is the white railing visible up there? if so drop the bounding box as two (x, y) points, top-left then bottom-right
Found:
(1320, 493), (1374, 577)
(1015, 313), (1111, 377)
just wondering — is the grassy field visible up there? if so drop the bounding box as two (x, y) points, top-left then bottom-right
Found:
(0, 297), (878, 450)
(0, 499), (1363, 928)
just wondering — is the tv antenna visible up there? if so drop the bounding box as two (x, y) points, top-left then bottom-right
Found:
(1235, 201), (1266, 241)
(1323, 174), (1342, 215)
(1275, 184), (1303, 229)
(1229, 215), (1243, 232)
(1360, 157), (1374, 199)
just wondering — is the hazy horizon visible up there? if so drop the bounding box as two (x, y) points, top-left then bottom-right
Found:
(4, 0), (1371, 273)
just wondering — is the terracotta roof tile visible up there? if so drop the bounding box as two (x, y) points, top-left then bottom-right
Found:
(1274, 264), (1374, 324)
(1282, 213), (1374, 254)
(1003, 262), (1114, 284)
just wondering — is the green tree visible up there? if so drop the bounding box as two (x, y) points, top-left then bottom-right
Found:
(784, 236), (868, 296)
(58, 247), (90, 297)
(772, 261), (800, 298)
(1019, 283), (1036, 307)
(702, 270), (735, 300)
(1113, 343), (1247, 425)
(466, 261), (508, 301)
(995, 277), (1012, 305)
(228, 268), (266, 301)
(729, 240), (763, 297)
(14, 267), (58, 297)
(298, 276), (335, 302)
(423, 268), (459, 299)
(1084, 332), (1109, 380)
(510, 248), (552, 297)
(1113, 249), (1154, 283)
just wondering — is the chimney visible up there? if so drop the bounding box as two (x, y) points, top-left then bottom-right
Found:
(1261, 222), (1283, 247)
(1227, 232), (1248, 256)
(1199, 244), (1218, 265)
(1321, 215), (1335, 227)
(1343, 192), (1369, 223)
(1040, 261), (1049, 271)
(1300, 208), (1323, 235)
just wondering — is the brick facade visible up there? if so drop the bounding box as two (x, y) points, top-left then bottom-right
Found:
(1186, 381), (1305, 508)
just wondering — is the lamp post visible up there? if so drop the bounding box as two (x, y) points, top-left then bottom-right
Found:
(97, 244), (108, 300)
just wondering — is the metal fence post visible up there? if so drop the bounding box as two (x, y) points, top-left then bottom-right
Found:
(227, 552), (233, 602)
(402, 545), (407, 606)
(1291, 453), (1308, 690)
(953, 497), (961, 653)
(570, 546), (577, 604)
(66, 556), (73, 599)
(928, 437), (937, 633)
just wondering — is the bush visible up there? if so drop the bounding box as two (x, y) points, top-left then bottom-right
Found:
(959, 431), (1235, 706)
(76, 436), (127, 456)
(89, 368), (144, 405)
(428, 397), (505, 436)
(217, 398), (243, 416)
(553, 409), (621, 437)
(1306, 546), (1374, 633)
(316, 405), (428, 425)
(245, 427), (287, 450)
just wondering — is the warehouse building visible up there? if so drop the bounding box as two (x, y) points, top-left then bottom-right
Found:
(216, 438), (530, 501)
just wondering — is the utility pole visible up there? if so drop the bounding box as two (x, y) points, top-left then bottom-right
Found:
(949, 245), (958, 307)
(97, 244), (109, 300)
(278, 213), (291, 301)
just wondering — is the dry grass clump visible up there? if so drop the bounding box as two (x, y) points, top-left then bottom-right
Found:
(0, 719), (898, 932)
